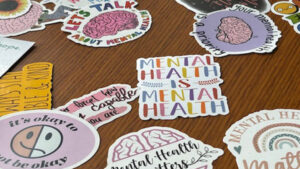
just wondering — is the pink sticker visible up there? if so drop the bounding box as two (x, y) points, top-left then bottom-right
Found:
(0, 110), (99, 169)
(56, 84), (138, 129)
(61, 1), (152, 47)
(0, 2), (43, 37)
(106, 126), (223, 169)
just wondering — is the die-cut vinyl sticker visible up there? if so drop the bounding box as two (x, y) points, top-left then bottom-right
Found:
(105, 126), (223, 169)
(0, 1), (75, 37)
(0, 37), (34, 77)
(176, 0), (271, 14)
(61, 0), (152, 47)
(0, 0), (32, 19)
(191, 4), (281, 57)
(0, 110), (100, 169)
(271, 0), (300, 34)
(223, 109), (300, 169)
(0, 62), (53, 116)
(56, 84), (138, 129)
(136, 55), (229, 120)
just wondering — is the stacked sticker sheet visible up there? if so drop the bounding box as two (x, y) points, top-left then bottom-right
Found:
(136, 54), (229, 120)
(224, 109), (300, 169)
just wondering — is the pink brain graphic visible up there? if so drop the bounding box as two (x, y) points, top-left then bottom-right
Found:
(216, 16), (253, 45)
(112, 135), (147, 162)
(0, 2), (42, 36)
(111, 129), (185, 162)
(83, 10), (139, 39)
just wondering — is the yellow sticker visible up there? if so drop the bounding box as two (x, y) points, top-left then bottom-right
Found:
(0, 63), (53, 116)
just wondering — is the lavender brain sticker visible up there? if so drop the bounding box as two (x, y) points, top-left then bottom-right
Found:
(0, 0), (32, 19)
(56, 84), (138, 129)
(105, 126), (223, 169)
(176, 0), (270, 13)
(61, 0), (152, 47)
(223, 109), (300, 169)
(192, 4), (281, 57)
(0, 110), (99, 169)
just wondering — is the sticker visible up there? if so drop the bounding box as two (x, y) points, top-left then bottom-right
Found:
(0, 0), (32, 19)
(56, 84), (138, 129)
(191, 4), (281, 57)
(136, 55), (229, 120)
(0, 62), (53, 116)
(223, 109), (300, 168)
(0, 37), (34, 77)
(106, 126), (223, 169)
(0, 1), (75, 37)
(0, 1), (44, 37)
(0, 110), (100, 169)
(271, 0), (300, 34)
(176, 0), (270, 14)
(61, 0), (152, 47)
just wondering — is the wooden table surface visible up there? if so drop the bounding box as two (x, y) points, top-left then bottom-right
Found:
(10, 0), (300, 168)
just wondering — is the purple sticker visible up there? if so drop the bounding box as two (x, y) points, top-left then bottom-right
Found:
(192, 4), (281, 57)
(0, 110), (99, 169)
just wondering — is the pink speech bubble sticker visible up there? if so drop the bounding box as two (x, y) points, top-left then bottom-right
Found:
(56, 84), (138, 129)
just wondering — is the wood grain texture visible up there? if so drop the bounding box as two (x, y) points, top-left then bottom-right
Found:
(8, 0), (300, 168)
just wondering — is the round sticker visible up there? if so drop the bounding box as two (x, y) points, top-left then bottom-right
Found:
(192, 4), (281, 57)
(0, 110), (100, 169)
(61, 1), (152, 47)
(0, 0), (32, 19)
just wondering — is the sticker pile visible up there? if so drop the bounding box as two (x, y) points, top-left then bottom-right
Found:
(136, 54), (229, 120)
(224, 109), (300, 169)
(106, 126), (223, 169)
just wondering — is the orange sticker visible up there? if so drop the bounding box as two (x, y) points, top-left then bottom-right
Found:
(0, 62), (53, 116)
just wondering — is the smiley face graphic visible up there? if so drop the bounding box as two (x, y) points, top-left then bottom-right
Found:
(11, 125), (63, 158)
(273, 2), (298, 15)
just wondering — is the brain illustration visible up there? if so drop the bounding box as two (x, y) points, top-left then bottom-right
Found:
(0, 2), (42, 36)
(216, 16), (253, 45)
(112, 128), (185, 162)
(83, 10), (139, 39)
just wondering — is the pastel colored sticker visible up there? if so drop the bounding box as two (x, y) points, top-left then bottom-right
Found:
(0, 62), (53, 116)
(56, 84), (138, 129)
(192, 4), (281, 57)
(271, 0), (300, 34)
(223, 109), (300, 169)
(136, 55), (229, 120)
(61, 0), (152, 47)
(0, 110), (99, 169)
(176, 0), (271, 14)
(106, 126), (223, 169)
(0, 0), (32, 19)
(0, 37), (34, 77)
